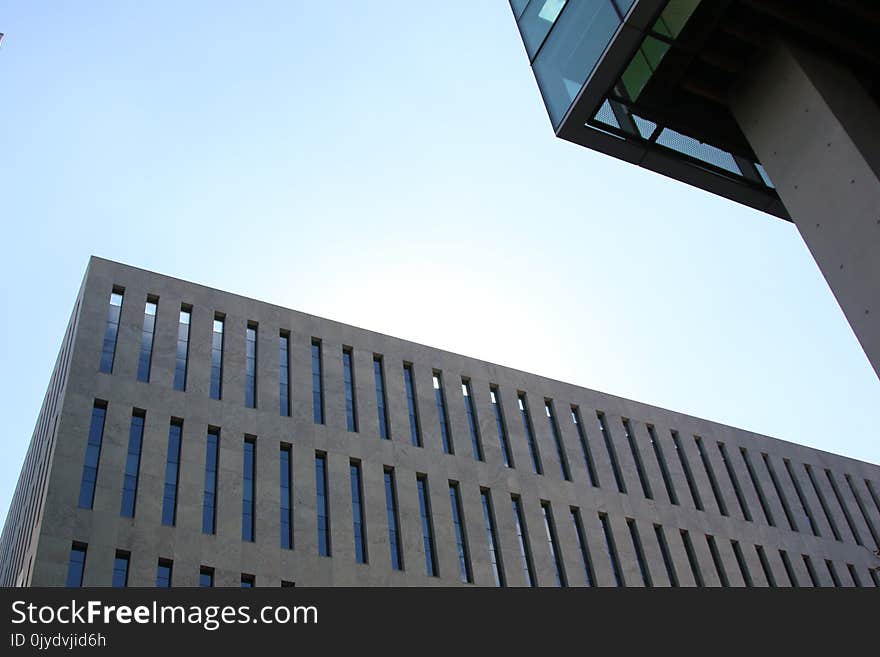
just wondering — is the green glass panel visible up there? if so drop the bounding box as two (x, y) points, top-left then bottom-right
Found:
(621, 49), (651, 101)
(654, 0), (702, 38)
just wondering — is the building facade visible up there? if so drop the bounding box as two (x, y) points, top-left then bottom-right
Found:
(511, 0), (880, 378)
(2, 256), (879, 587)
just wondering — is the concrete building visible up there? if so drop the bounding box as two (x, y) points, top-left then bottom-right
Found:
(2, 256), (879, 587)
(510, 0), (880, 378)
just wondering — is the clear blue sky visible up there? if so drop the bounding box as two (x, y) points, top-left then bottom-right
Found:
(1, 1), (878, 524)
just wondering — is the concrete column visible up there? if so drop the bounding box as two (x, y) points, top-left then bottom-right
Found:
(732, 39), (880, 377)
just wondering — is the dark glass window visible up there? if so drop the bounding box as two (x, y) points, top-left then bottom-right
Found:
(280, 444), (293, 550)
(242, 437), (256, 542)
(695, 436), (727, 516)
(825, 468), (863, 546)
(481, 490), (504, 586)
(672, 430), (702, 510)
(512, 496), (536, 587)
(755, 545), (776, 587)
(385, 469), (403, 571)
(545, 400), (570, 481)
(351, 461), (367, 564)
(403, 363), (421, 446)
(65, 543), (87, 587)
(570, 507), (595, 586)
(136, 298), (158, 382)
(245, 324), (257, 408)
(825, 559), (842, 587)
(112, 551), (130, 588)
(628, 519), (652, 587)
(600, 513), (624, 587)
(570, 406), (597, 486)
(199, 567), (214, 587)
(78, 401), (107, 509)
(845, 474), (880, 548)
(518, 0), (569, 59)
(719, 442), (751, 521)
(343, 348), (357, 432)
(279, 332), (290, 416)
(241, 574), (255, 588)
(764, 453), (798, 531)
(433, 372), (452, 454)
(173, 307), (191, 391)
(311, 340), (324, 424)
(706, 535), (728, 587)
(518, 394), (542, 475)
(681, 529), (704, 587)
(654, 524), (678, 587)
(779, 549), (798, 587)
(417, 475), (438, 577)
(156, 560), (173, 587)
(209, 316), (224, 400)
(162, 419), (183, 526)
(623, 419), (651, 499)
(99, 289), (123, 373)
(647, 425), (677, 504)
(462, 379), (483, 461)
(120, 410), (145, 518)
(490, 386), (513, 467)
(374, 356), (389, 439)
(804, 463), (839, 539)
(202, 428), (220, 534)
(784, 459), (818, 535)
(597, 412), (625, 493)
(449, 482), (472, 583)
(731, 540), (753, 587)
(316, 453), (330, 556)
(541, 502), (566, 587)
(740, 447), (774, 525)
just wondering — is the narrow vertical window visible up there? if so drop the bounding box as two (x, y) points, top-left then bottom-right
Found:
(845, 474), (880, 547)
(491, 386), (513, 467)
(343, 348), (358, 432)
(417, 475), (438, 577)
(210, 315), (224, 400)
(512, 496), (536, 587)
(433, 372), (452, 454)
(718, 442), (750, 520)
(311, 340), (324, 424)
(374, 356), (389, 439)
(481, 490), (504, 586)
(570, 507), (596, 586)
(571, 406), (598, 486)
(173, 306), (191, 391)
(156, 559), (173, 587)
(755, 545), (776, 587)
(449, 482), (472, 583)
(779, 549), (798, 587)
(162, 419), (183, 526)
(202, 428), (220, 535)
(804, 463), (840, 540)
(622, 520), (651, 588)
(404, 363), (422, 446)
(783, 459), (819, 536)
(242, 437), (256, 542)
(78, 400), (107, 509)
(542, 502), (567, 587)
(672, 430), (702, 510)
(350, 460), (367, 564)
(680, 530), (704, 587)
(316, 453), (330, 556)
(695, 436), (727, 516)
(865, 479), (880, 517)
(241, 574), (255, 588)
(518, 393), (542, 475)
(654, 524), (678, 587)
(731, 540), (753, 587)
(66, 543), (87, 587)
(598, 412), (625, 493)
(136, 297), (158, 382)
(112, 551), (130, 588)
(599, 513), (624, 587)
(245, 323), (257, 408)
(280, 444), (293, 550)
(99, 288), (123, 373)
(462, 379), (483, 461)
(847, 564), (864, 587)
(763, 453), (797, 531)
(623, 419), (651, 499)
(825, 469), (863, 546)
(648, 425), (677, 504)
(120, 409), (145, 518)
(826, 559), (842, 587)
(545, 401), (570, 481)
(199, 567), (214, 587)
(279, 332), (290, 416)
(802, 555), (820, 587)
(870, 568), (880, 588)
(740, 447), (774, 526)
(385, 468), (403, 571)
(706, 535), (729, 587)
